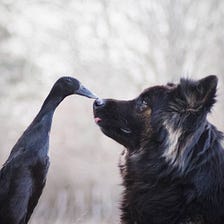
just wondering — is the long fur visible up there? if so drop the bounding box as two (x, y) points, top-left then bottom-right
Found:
(94, 75), (224, 224)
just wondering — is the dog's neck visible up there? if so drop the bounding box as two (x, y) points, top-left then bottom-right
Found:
(161, 120), (216, 173)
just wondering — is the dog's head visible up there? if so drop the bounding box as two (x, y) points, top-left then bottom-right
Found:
(93, 76), (218, 154)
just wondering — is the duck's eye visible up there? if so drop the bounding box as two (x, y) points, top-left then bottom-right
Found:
(167, 82), (177, 89)
(167, 82), (175, 87)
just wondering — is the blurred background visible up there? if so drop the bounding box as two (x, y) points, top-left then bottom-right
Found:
(0, 0), (223, 223)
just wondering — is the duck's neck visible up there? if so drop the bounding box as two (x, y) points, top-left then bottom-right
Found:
(32, 87), (67, 125)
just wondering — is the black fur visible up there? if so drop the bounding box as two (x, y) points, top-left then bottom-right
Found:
(0, 77), (96, 224)
(93, 75), (224, 224)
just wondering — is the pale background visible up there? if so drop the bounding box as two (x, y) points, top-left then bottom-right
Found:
(0, 0), (223, 223)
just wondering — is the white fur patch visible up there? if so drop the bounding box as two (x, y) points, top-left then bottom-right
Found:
(119, 149), (128, 167)
(119, 149), (128, 177)
(163, 121), (182, 165)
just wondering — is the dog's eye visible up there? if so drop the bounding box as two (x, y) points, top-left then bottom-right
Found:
(138, 99), (148, 112)
(142, 100), (147, 106)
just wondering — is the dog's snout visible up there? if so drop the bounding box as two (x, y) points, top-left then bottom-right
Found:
(94, 98), (105, 108)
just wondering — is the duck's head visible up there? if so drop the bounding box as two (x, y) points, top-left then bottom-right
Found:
(54, 76), (97, 99)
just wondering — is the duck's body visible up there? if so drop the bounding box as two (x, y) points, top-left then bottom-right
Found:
(0, 77), (96, 224)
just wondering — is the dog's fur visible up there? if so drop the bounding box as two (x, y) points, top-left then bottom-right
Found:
(93, 75), (224, 224)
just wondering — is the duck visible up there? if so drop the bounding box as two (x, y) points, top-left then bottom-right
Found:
(0, 76), (97, 224)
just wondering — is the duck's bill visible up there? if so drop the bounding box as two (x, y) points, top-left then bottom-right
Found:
(76, 84), (98, 99)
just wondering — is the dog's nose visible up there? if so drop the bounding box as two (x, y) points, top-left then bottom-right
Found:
(94, 98), (105, 108)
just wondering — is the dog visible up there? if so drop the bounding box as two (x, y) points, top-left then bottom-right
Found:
(93, 75), (224, 224)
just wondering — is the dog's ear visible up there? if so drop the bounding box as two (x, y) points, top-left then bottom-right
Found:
(198, 75), (218, 110)
(180, 75), (218, 112)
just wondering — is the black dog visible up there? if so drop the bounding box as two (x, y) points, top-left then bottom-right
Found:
(93, 75), (224, 224)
